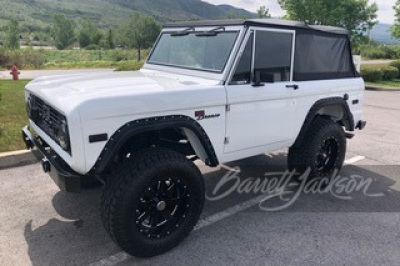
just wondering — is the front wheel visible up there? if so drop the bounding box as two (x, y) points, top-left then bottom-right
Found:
(288, 116), (347, 181)
(100, 148), (205, 257)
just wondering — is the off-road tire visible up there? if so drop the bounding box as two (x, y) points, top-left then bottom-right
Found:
(288, 116), (346, 181)
(100, 148), (205, 257)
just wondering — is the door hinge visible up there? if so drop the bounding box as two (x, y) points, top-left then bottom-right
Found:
(224, 137), (230, 144)
(225, 104), (231, 112)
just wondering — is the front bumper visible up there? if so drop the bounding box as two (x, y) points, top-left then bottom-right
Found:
(22, 126), (82, 192)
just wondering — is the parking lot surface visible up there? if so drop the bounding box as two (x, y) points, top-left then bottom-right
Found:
(1, 90), (400, 265)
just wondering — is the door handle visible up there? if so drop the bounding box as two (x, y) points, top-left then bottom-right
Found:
(286, 84), (299, 90)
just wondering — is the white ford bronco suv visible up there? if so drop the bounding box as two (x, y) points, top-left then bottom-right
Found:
(22, 19), (366, 257)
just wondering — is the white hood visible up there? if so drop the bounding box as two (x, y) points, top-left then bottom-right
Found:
(25, 69), (225, 116)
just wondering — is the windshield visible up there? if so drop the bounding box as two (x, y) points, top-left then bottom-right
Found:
(148, 31), (239, 72)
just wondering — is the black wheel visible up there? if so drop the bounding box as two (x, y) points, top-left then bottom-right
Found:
(100, 148), (205, 257)
(288, 116), (346, 180)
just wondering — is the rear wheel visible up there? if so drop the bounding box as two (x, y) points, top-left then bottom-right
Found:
(100, 148), (204, 257)
(288, 116), (346, 181)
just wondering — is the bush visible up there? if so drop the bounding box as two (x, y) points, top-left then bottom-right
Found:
(360, 45), (400, 59)
(361, 68), (383, 82)
(390, 60), (400, 74)
(0, 88), (2, 137)
(0, 49), (46, 69)
(361, 47), (388, 59)
(0, 48), (8, 67)
(382, 66), (399, 80)
(85, 44), (100, 50)
(115, 61), (144, 71)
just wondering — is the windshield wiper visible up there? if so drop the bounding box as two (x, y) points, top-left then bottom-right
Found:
(195, 26), (226, 37)
(171, 26), (226, 37)
(171, 27), (195, 37)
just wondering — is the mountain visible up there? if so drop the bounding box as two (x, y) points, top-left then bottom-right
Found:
(109, 0), (255, 21)
(217, 4), (258, 18)
(370, 23), (400, 44)
(0, 0), (255, 32)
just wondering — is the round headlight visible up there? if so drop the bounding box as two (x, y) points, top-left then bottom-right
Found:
(57, 121), (70, 151)
(26, 97), (31, 115)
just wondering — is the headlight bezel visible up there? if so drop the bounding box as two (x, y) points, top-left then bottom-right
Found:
(27, 94), (72, 155)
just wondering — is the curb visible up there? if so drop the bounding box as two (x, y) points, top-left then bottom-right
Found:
(366, 85), (400, 91)
(0, 150), (38, 170)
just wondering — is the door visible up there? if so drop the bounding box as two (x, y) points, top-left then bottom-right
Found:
(224, 27), (302, 154)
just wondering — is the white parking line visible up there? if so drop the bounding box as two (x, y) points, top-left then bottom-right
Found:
(88, 155), (366, 266)
(89, 252), (129, 266)
(344, 155), (366, 165)
(194, 195), (267, 230)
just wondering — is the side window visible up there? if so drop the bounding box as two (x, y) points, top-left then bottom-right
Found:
(254, 31), (293, 82)
(230, 33), (253, 85)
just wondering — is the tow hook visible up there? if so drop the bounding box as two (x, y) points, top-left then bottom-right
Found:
(357, 120), (367, 130)
(42, 159), (51, 173)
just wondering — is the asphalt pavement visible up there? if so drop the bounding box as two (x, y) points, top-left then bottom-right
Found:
(1, 90), (400, 265)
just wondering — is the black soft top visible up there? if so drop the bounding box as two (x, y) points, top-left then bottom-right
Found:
(164, 19), (349, 35)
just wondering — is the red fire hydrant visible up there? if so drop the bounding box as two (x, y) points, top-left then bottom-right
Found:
(10, 65), (20, 80)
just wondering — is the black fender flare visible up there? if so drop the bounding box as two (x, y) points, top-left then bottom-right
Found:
(292, 97), (355, 148)
(91, 115), (219, 175)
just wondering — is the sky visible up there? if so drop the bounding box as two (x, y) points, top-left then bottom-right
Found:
(203, 0), (396, 24)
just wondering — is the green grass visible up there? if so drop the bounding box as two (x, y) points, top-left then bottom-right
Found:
(0, 80), (30, 152)
(361, 63), (391, 71)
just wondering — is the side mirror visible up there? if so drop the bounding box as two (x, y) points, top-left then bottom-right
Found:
(252, 70), (265, 87)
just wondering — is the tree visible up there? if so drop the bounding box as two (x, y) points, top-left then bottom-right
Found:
(78, 24), (91, 48)
(122, 13), (161, 60)
(107, 29), (115, 49)
(257, 6), (271, 18)
(226, 11), (239, 19)
(78, 21), (104, 48)
(278, 0), (378, 43)
(5, 19), (20, 50)
(392, 0), (400, 39)
(51, 15), (75, 50)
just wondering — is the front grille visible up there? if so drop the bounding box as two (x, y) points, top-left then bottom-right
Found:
(28, 95), (67, 149)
